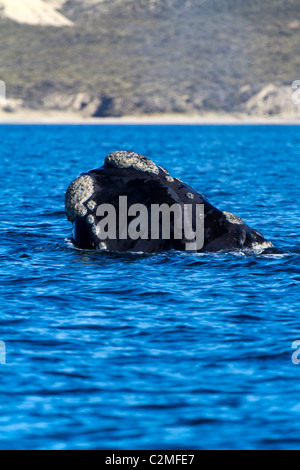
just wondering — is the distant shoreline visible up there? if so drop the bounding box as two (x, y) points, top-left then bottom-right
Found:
(1, 110), (300, 125)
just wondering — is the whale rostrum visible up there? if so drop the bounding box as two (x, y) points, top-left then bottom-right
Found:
(65, 151), (275, 253)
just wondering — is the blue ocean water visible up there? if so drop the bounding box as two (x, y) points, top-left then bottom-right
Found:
(0, 124), (299, 450)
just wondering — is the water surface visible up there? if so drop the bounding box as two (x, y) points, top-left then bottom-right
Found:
(0, 124), (299, 450)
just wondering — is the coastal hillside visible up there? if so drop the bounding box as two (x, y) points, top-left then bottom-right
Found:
(0, 0), (73, 26)
(0, 0), (300, 117)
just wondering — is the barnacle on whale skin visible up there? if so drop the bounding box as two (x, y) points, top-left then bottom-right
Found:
(105, 151), (159, 176)
(223, 211), (244, 225)
(65, 174), (95, 222)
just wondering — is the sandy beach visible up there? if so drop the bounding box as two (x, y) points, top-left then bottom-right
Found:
(1, 109), (300, 125)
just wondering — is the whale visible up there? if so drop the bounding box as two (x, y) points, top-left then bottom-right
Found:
(65, 151), (276, 254)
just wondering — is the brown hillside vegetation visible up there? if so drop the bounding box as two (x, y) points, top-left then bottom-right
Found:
(0, 0), (299, 117)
